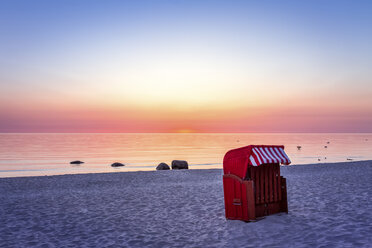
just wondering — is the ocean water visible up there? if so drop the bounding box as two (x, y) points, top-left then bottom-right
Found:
(0, 133), (371, 177)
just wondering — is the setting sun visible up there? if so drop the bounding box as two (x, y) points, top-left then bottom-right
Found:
(175, 129), (196, 133)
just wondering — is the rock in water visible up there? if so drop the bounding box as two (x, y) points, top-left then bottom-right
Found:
(171, 160), (189, 170)
(156, 162), (170, 170)
(70, 160), (84, 164)
(111, 162), (125, 167)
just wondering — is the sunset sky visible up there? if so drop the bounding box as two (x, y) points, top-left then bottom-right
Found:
(0, 0), (371, 133)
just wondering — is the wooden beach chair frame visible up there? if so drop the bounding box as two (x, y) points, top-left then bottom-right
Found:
(223, 145), (290, 221)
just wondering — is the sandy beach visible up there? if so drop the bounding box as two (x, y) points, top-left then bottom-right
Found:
(1, 160), (371, 247)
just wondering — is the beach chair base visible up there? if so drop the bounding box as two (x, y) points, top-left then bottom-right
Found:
(223, 165), (288, 222)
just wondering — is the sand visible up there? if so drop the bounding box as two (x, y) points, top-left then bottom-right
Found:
(0, 160), (371, 247)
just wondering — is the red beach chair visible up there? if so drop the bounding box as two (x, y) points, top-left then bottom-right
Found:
(223, 145), (291, 221)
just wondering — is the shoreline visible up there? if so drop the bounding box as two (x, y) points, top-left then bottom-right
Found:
(1, 159), (371, 179)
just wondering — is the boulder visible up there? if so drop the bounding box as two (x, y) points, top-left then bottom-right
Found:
(70, 160), (84, 164)
(111, 162), (125, 167)
(171, 160), (188, 170)
(156, 162), (170, 170)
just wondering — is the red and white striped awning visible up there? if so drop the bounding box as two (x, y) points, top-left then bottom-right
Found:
(249, 146), (291, 166)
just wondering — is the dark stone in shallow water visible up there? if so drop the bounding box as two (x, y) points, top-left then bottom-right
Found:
(156, 162), (170, 170)
(111, 162), (125, 167)
(171, 160), (188, 170)
(70, 160), (84, 164)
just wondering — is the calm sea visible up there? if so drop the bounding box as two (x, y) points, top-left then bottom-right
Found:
(0, 133), (371, 177)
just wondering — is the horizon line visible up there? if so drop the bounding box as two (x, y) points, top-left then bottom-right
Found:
(1, 132), (371, 134)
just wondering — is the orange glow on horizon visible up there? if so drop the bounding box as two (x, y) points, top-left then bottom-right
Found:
(1, 84), (371, 133)
(174, 129), (196, 133)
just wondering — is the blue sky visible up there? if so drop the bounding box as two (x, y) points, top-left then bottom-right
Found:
(0, 0), (371, 132)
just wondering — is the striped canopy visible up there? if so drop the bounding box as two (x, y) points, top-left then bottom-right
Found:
(223, 145), (291, 179)
(249, 146), (291, 166)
